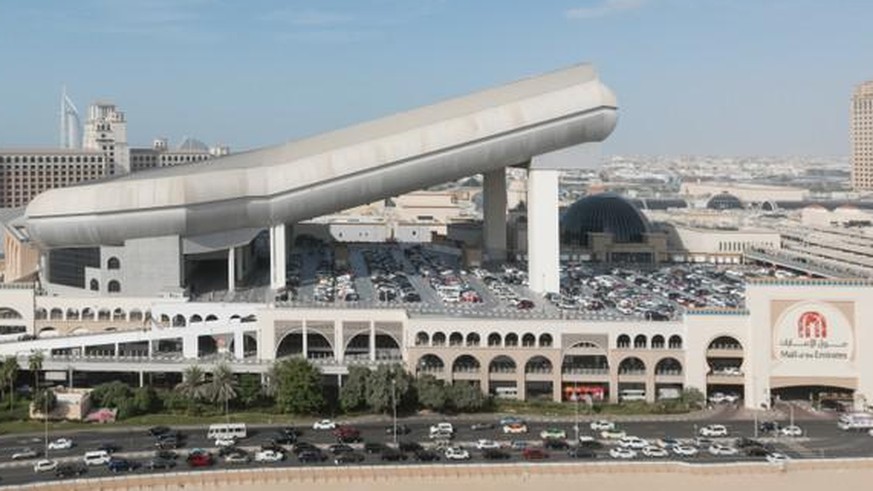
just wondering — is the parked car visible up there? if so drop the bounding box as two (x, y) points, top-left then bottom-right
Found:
(444, 447), (470, 461)
(699, 424), (729, 437)
(108, 458), (138, 473)
(609, 447), (637, 459)
(589, 420), (615, 431)
(708, 443), (739, 456)
(619, 436), (649, 449)
(334, 452), (366, 465)
(539, 428), (567, 440)
(642, 446), (669, 458)
(312, 419), (337, 431)
(672, 445), (698, 457)
(47, 438), (74, 450)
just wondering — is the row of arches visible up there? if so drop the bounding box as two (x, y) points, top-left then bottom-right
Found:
(275, 330), (402, 359)
(616, 334), (683, 350)
(415, 331), (553, 349)
(164, 313), (258, 328)
(36, 307), (148, 323)
(417, 353), (684, 376)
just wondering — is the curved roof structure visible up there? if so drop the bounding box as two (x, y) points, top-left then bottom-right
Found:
(560, 192), (651, 247)
(706, 192), (744, 211)
(26, 64), (617, 248)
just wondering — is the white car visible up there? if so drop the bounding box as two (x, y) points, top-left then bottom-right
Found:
(224, 452), (250, 464)
(33, 459), (58, 473)
(255, 450), (284, 462)
(313, 419), (337, 431)
(444, 447), (470, 461)
(502, 423), (528, 434)
(215, 437), (236, 447)
(708, 443), (738, 456)
(609, 447), (637, 459)
(642, 446), (669, 458)
(430, 422), (454, 435)
(12, 448), (39, 460)
(47, 438), (73, 450)
(780, 425), (803, 437)
(699, 424), (729, 437)
(475, 439), (500, 450)
(619, 436), (649, 449)
(766, 452), (791, 464)
(673, 445), (699, 457)
(600, 429), (627, 440)
(590, 420), (615, 431)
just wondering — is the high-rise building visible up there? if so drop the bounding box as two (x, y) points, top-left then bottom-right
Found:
(82, 102), (129, 175)
(851, 80), (873, 191)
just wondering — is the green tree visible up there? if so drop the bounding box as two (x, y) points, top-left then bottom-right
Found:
(680, 386), (705, 409)
(131, 386), (160, 415)
(28, 351), (43, 392)
(340, 366), (370, 412)
(32, 388), (57, 416)
(447, 381), (487, 412)
(2, 356), (19, 411)
(176, 365), (208, 415)
(209, 362), (239, 423)
(273, 358), (324, 415)
(236, 374), (264, 407)
(90, 381), (133, 408)
(414, 374), (447, 411)
(365, 364), (413, 414)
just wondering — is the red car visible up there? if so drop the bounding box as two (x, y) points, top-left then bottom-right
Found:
(522, 448), (549, 461)
(187, 451), (213, 468)
(332, 426), (361, 442)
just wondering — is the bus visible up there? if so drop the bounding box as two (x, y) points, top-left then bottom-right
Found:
(837, 413), (873, 431)
(207, 423), (247, 440)
(619, 389), (646, 402)
(494, 387), (519, 399)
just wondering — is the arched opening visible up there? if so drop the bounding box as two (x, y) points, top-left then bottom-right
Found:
(107, 257), (120, 270)
(0, 307), (23, 320)
(489, 355), (516, 374)
(205, 314), (218, 322)
(37, 327), (59, 338)
(49, 308), (63, 321)
(706, 335), (744, 397)
(466, 332), (480, 347)
(708, 336), (742, 351)
(159, 314), (170, 326)
(505, 333), (518, 347)
(487, 332), (502, 347)
(633, 334), (647, 349)
(617, 334), (630, 348)
(668, 335), (683, 349)
(190, 314), (203, 324)
(198, 336), (218, 357)
(415, 331), (429, 346)
(452, 355), (480, 373)
(89, 279), (99, 291)
(65, 308), (79, 321)
(227, 333), (259, 358)
(432, 332), (446, 346)
(129, 309), (143, 322)
(172, 314), (186, 327)
(525, 355), (553, 374)
(276, 331), (334, 360)
(449, 332), (463, 347)
(35, 308), (47, 320)
(240, 314), (257, 323)
(655, 357), (683, 376)
(539, 333), (553, 348)
(417, 354), (445, 374)
(112, 308), (125, 321)
(107, 280), (120, 293)
(618, 357), (646, 375)
(562, 354), (609, 374)
(97, 309), (111, 321)
(651, 335), (665, 349)
(81, 308), (95, 321)
(521, 333), (536, 347)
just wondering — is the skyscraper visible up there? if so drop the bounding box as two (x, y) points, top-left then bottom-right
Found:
(851, 80), (873, 191)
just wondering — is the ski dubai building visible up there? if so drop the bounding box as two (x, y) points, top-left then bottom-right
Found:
(0, 64), (871, 411)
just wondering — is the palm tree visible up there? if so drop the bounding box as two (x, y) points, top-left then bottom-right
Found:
(28, 351), (44, 392)
(209, 362), (238, 424)
(2, 356), (19, 411)
(176, 365), (207, 403)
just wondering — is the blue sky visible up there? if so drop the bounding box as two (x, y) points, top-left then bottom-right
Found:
(1, 0), (871, 156)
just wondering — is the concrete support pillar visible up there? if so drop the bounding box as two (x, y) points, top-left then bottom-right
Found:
(609, 371), (619, 404)
(552, 377), (563, 402)
(483, 168), (507, 262)
(527, 168), (560, 293)
(114, 343), (119, 358)
(516, 377), (527, 401)
(302, 321), (309, 360)
(233, 330), (244, 360)
(147, 340), (153, 358)
(39, 252), (49, 287)
(235, 247), (245, 283)
(182, 334), (198, 358)
(227, 247), (236, 292)
(334, 323), (344, 363)
(369, 321), (376, 362)
(270, 224), (287, 289)
(139, 371), (145, 388)
(68, 367), (74, 389)
(646, 376), (656, 403)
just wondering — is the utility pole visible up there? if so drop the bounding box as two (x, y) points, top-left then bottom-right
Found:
(43, 384), (49, 460)
(391, 378), (398, 446)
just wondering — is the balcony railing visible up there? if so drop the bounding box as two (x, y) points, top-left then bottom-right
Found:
(561, 367), (609, 375)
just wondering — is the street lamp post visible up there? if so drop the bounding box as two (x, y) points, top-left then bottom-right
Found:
(572, 382), (580, 443)
(391, 378), (398, 446)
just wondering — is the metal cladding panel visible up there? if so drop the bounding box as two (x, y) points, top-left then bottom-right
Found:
(26, 64), (618, 248)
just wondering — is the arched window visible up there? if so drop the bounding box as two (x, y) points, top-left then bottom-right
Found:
(668, 335), (683, 349)
(633, 334), (647, 349)
(107, 257), (120, 270)
(521, 333), (536, 347)
(466, 333), (480, 347)
(505, 333), (518, 347)
(487, 332), (502, 347)
(616, 334), (631, 348)
(539, 333), (553, 348)
(651, 335), (665, 349)
(432, 332), (446, 346)
(415, 332), (429, 346)
(107, 280), (120, 293)
(449, 332), (463, 346)
(90, 279), (99, 291)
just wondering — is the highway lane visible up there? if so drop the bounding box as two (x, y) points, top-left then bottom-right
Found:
(1, 416), (871, 487)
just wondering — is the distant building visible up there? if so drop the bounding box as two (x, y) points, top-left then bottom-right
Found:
(852, 80), (873, 191)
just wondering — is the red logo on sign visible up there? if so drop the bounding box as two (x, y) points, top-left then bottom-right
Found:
(797, 311), (827, 339)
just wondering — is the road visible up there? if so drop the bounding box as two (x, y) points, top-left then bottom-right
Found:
(0, 411), (871, 488)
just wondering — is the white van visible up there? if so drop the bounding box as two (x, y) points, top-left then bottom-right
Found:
(207, 423), (247, 440)
(83, 450), (111, 466)
(494, 387), (518, 399)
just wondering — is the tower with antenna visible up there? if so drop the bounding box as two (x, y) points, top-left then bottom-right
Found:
(59, 86), (82, 149)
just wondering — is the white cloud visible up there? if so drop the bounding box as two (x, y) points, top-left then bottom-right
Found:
(565, 0), (647, 19)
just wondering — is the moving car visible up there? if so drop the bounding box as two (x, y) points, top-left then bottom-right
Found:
(499, 416), (525, 426)
(380, 449), (407, 462)
(298, 450), (327, 463)
(502, 423), (528, 434)
(642, 446), (669, 458)
(108, 458), (138, 473)
(186, 449), (213, 468)
(33, 459), (58, 473)
(780, 425), (803, 437)
(429, 422), (454, 435)
(522, 448), (548, 460)
(55, 463), (87, 479)
(539, 428), (567, 440)
(619, 436), (649, 449)
(414, 450), (441, 461)
(600, 429), (627, 440)
(699, 424), (729, 437)
(475, 439), (500, 450)
(254, 449), (284, 462)
(364, 442), (389, 454)
(482, 449), (511, 460)
(385, 424), (411, 436)
(444, 447), (470, 461)
(328, 443), (355, 455)
(766, 452), (791, 464)
(148, 426), (172, 437)
(609, 447), (637, 459)
(146, 457), (177, 470)
(224, 451), (251, 464)
(48, 438), (74, 450)
(12, 448), (39, 460)
(312, 419), (337, 431)
(567, 447), (596, 459)
(708, 443), (739, 456)
(335, 452), (366, 465)
(471, 422), (495, 431)
(333, 426), (362, 443)
(83, 450), (112, 466)
(672, 445), (698, 457)
(215, 437), (236, 447)
(589, 420), (615, 431)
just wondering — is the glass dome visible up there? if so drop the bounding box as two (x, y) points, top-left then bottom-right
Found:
(560, 193), (651, 247)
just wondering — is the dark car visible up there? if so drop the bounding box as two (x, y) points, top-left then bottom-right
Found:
(385, 424), (411, 436)
(269, 433), (296, 445)
(399, 441), (423, 453)
(364, 442), (389, 454)
(298, 450), (326, 463)
(281, 426), (302, 438)
(293, 442), (318, 454)
(745, 446), (771, 457)
(146, 457), (177, 470)
(154, 450), (178, 460)
(471, 422), (496, 431)
(148, 426), (171, 437)
(97, 443), (120, 454)
(260, 442), (285, 454)
(482, 449), (511, 460)
(334, 426), (362, 443)
(522, 448), (548, 461)
(543, 439), (570, 451)
(568, 447), (597, 459)
(108, 458), (138, 473)
(55, 463), (88, 479)
(414, 450), (441, 462)
(758, 421), (779, 433)
(335, 452), (366, 465)
(328, 444), (355, 455)
(380, 449), (407, 462)
(578, 440), (603, 450)
(155, 437), (180, 450)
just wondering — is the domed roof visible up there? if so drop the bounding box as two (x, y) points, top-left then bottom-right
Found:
(560, 193), (651, 247)
(706, 192), (743, 210)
